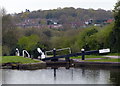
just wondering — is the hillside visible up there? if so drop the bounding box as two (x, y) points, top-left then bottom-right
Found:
(2, 6), (119, 56)
(14, 7), (114, 29)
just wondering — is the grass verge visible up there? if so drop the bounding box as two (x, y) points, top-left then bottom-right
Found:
(70, 55), (107, 59)
(107, 53), (120, 56)
(0, 56), (41, 64)
(70, 55), (120, 62)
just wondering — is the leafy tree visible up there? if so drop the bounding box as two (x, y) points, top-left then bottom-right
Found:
(2, 14), (19, 55)
(2, 45), (10, 56)
(95, 23), (114, 49)
(17, 35), (40, 51)
(17, 34), (46, 58)
(76, 27), (98, 51)
(109, 1), (120, 52)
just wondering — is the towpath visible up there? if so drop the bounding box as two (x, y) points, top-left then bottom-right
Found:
(104, 56), (120, 58)
(73, 55), (120, 62)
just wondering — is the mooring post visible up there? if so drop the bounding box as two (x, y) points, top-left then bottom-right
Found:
(81, 48), (85, 60)
(53, 48), (56, 57)
(52, 48), (58, 61)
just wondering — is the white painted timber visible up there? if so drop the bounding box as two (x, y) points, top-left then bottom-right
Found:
(99, 48), (110, 53)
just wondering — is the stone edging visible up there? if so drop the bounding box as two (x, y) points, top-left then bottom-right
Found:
(73, 61), (120, 68)
(1, 62), (46, 70)
(1, 61), (120, 70)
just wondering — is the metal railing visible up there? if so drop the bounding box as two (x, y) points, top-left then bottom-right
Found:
(42, 48), (110, 61)
(45, 47), (71, 57)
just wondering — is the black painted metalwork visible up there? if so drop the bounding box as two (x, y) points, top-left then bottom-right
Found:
(42, 50), (99, 61)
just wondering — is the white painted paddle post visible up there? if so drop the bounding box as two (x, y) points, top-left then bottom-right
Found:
(99, 48), (110, 54)
(37, 48), (45, 59)
(16, 48), (20, 56)
(22, 50), (30, 58)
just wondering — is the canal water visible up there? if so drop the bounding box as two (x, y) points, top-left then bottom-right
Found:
(2, 68), (120, 84)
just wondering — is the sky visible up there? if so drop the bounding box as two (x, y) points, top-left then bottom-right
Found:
(0, 0), (117, 14)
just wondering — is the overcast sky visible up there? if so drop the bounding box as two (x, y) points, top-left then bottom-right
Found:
(0, 0), (117, 14)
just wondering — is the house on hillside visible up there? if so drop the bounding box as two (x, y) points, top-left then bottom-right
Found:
(106, 19), (113, 24)
(47, 19), (63, 29)
(84, 19), (114, 27)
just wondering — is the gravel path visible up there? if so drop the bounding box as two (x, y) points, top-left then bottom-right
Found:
(104, 56), (120, 58)
(73, 58), (106, 62)
(73, 56), (120, 62)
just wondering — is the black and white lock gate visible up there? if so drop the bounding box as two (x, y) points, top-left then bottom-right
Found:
(40, 48), (110, 61)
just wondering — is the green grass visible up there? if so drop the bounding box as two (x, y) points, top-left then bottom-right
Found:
(1, 55), (119, 64)
(0, 56), (41, 64)
(84, 58), (120, 62)
(70, 55), (107, 59)
(107, 53), (120, 56)
(70, 55), (120, 62)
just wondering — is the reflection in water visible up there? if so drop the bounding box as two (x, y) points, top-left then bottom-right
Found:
(0, 69), (2, 85)
(54, 68), (56, 81)
(110, 70), (120, 86)
(2, 68), (120, 84)
(82, 68), (85, 76)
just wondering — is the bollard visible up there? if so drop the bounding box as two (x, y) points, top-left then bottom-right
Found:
(53, 48), (56, 57)
(81, 48), (85, 60)
(51, 48), (58, 61)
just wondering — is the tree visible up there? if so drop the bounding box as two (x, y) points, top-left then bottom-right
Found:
(76, 27), (98, 51)
(96, 23), (113, 49)
(17, 35), (40, 51)
(109, 1), (120, 52)
(114, 1), (120, 27)
(2, 14), (19, 55)
(17, 34), (45, 57)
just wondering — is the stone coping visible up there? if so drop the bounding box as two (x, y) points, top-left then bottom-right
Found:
(1, 62), (46, 70)
(1, 60), (120, 70)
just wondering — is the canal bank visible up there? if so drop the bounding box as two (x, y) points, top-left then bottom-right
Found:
(1, 62), (46, 70)
(46, 60), (120, 69)
(1, 56), (46, 70)
(1, 55), (120, 70)
(1, 60), (120, 70)
(73, 61), (120, 69)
